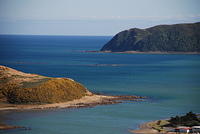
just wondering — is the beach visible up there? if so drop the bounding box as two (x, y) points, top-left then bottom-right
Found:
(130, 120), (175, 134)
(0, 94), (143, 130)
(0, 94), (143, 111)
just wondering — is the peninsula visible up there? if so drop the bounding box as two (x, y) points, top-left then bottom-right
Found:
(0, 65), (143, 110)
(101, 22), (200, 53)
(0, 65), (144, 130)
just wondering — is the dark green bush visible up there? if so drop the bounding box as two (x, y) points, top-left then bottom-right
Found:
(168, 112), (200, 127)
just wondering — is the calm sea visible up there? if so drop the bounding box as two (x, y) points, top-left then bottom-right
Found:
(0, 35), (200, 134)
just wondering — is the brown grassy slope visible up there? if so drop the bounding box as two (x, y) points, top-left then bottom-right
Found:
(0, 65), (90, 104)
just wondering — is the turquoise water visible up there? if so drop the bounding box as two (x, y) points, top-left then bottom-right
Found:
(0, 35), (200, 134)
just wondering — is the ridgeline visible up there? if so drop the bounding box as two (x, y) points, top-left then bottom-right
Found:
(101, 22), (200, 52)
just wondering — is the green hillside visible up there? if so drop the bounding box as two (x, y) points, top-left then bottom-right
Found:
(101, 22), (200, 52)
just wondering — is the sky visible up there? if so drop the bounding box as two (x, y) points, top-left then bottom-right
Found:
(0, 0), (200, 36)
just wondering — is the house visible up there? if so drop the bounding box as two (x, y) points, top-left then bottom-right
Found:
(174, 126), (191, 133)
(192, 126), (200, 133)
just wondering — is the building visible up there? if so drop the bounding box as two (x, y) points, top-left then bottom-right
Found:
(192, 126), (200, 133)
(174, 126), (191, 133)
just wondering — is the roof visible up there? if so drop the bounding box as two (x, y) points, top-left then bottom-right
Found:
(176, 126), (191, 130)
(192, 126), (200, 129)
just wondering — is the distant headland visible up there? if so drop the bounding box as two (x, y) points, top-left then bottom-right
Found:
(100, 22), (200, 53)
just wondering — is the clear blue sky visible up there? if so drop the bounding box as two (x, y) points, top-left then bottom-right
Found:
(0, 0), (200, 35)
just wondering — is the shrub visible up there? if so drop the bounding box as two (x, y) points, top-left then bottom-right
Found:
(168, 112), (200, 127)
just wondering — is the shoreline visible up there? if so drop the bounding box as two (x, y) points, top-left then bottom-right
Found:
(0, 65), (145, 130)
(0, 94), (144, 130)
(130, 120), (176, 134)
(130, 121), (159, 134)
(85, 50), (200, 55)
(0, 94), (144, 111)
(0, 123), (25, 130)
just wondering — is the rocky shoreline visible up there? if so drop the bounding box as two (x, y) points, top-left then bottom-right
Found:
(130, 120), (178, 134)
(0, 94), (145, 111)
(0, 65), (145, 130)
(0, 94), (145, 130)
(0, 123), (26, 130)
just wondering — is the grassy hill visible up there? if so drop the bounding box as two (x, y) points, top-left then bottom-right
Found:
(101, 22), (200, 52)
(0, 65), (91, 104)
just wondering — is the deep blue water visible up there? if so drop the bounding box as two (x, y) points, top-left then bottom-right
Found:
(0, 35), (200, 134)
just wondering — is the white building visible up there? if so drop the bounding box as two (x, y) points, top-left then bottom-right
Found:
(192, 126), (200, 133)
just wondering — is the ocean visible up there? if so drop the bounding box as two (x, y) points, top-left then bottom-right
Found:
(0, 35), (200, 134)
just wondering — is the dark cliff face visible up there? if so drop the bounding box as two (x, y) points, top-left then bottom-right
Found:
(101, 22), (200, 52)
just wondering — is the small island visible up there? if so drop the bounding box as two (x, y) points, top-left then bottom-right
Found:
(101, 22), (200, 53)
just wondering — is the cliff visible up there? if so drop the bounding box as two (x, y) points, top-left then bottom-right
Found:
(101, 22), (200, 52)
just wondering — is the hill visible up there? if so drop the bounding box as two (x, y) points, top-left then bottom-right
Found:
(101, 22), (200, 52)
(0, 65), (91, 104)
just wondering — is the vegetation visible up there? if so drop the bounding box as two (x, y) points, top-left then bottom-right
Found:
(168, 111), (200, 127)
(148, 120), (169, 132)
(101, 22), (200, 52)
(144, 112), (200, 133)
(0, 66), (89, 104)
(1, 78), (88, 104)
